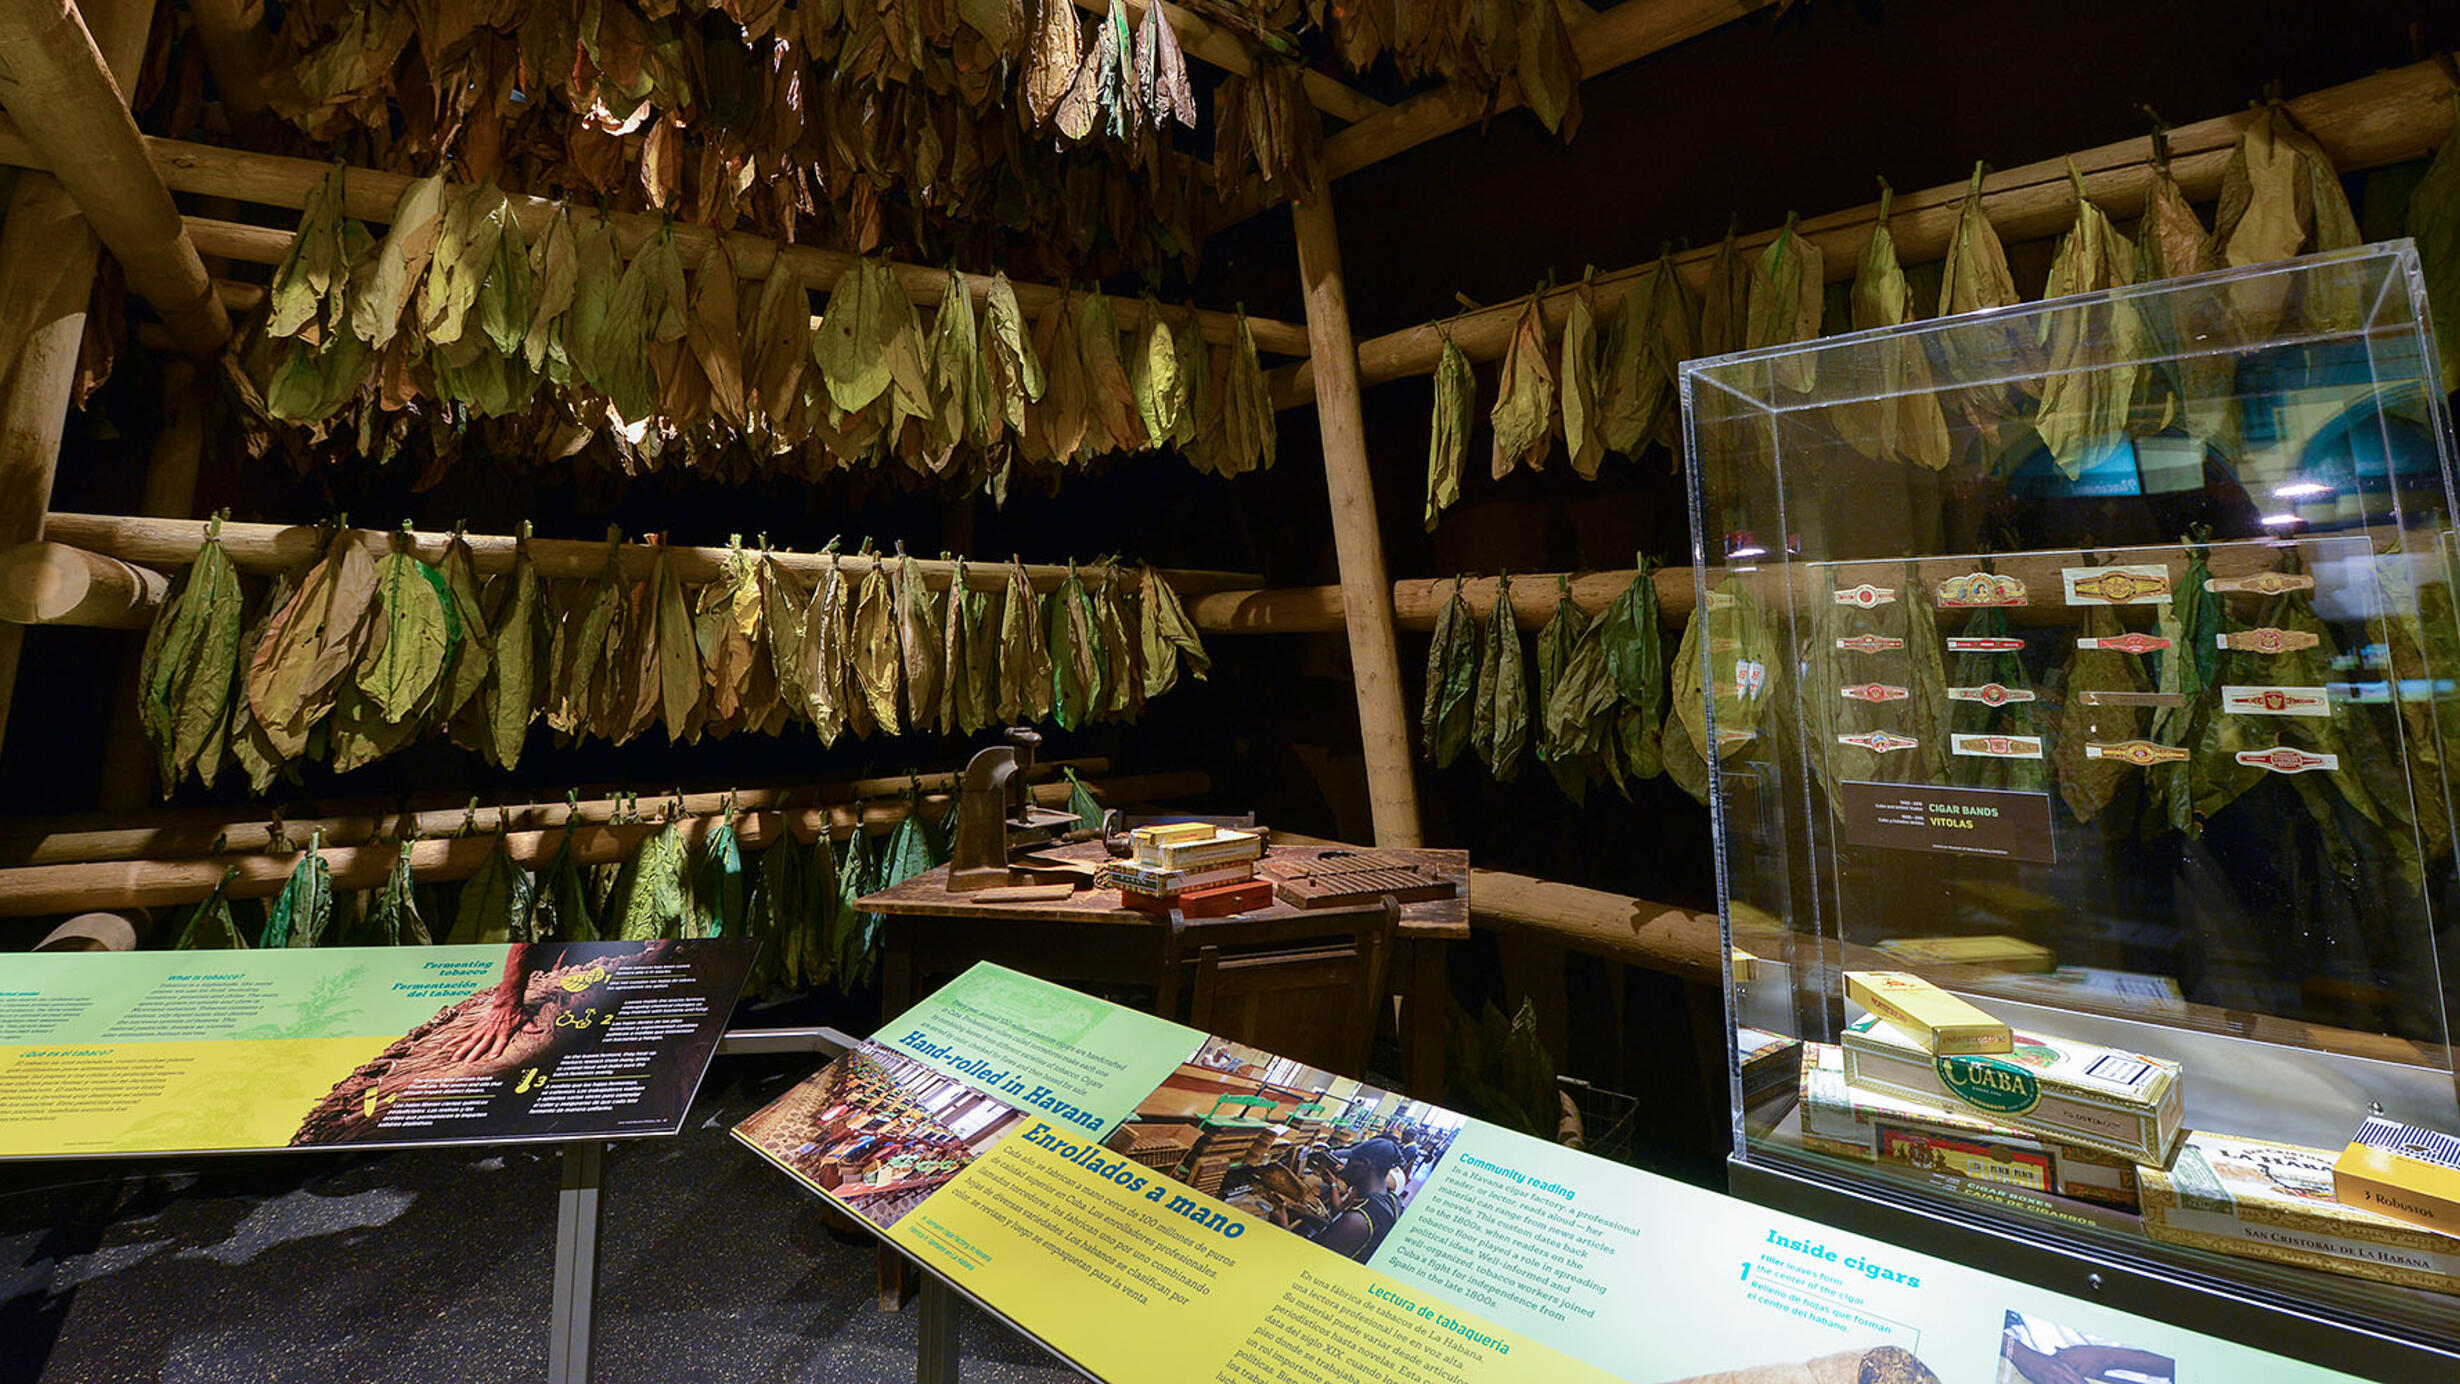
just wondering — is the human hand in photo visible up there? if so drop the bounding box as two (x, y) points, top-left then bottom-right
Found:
(2003, 1337), (2090, 1384)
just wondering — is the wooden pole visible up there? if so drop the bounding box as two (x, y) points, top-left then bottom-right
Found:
(0, 540), (165, 628)
(0, 0), (149, 761)
(183, 0), (277, 147)
(0, 126), (1315, 359)
(26, 514), (1259, 602)
(0, 771), (1203, 916)
(1289, 164), (1423, 850)
(0, 0), (230, 358)
(1068, 0), (1385, 125)
(1267, 55), (2460, 407)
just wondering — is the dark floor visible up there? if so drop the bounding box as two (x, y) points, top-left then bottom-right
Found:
(0, 1053), (1080, 1384)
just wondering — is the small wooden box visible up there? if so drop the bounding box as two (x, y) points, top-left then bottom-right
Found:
(1121, 879), (1274, 918)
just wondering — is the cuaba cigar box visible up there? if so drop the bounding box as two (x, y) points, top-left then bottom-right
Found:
(1730, 948), (1760, 984)
(1839, 1015), (2182, 1166)
(1843, 970), (2011, 1055)
(2334, 1117), (2460, 1239)
(1873, 934), (2056, 973)
(2143, 1129), (2460, 1295)
(1799, 1044), (2139, 1211)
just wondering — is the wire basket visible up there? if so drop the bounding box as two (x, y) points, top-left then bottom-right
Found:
(1555, 1075), (1639, 1166)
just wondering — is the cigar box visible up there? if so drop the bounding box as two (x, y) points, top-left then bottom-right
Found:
(2142, 1129), (2460, 1295)
(1730, 948), (1760, 984)
(1130, 823), (1217, 849)
(1844, 971), (2012, 1055)
(1873, 934), (2056, 973)
(2334, 1117), (2460, 1239)
(1736, 1026), (1801, 1107)
(1120, 879), (1274, 919)
(1798, 1044), (2139, 1211)
(1139, 829), (1266, 870)
(1839, 1015), (2182, 1165)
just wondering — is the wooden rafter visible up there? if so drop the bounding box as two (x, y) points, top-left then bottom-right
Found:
(0, 0), (230, 358)
(0, 123), (1314, 358)
(1268, 54), (2460, 408)
(1072, 0), (1386, 126)
(184, 0), (276, 145)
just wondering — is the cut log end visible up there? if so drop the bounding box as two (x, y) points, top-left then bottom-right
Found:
(0, 540), (166, 627)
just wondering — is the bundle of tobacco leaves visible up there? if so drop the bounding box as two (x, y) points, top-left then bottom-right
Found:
(1745, 214), (1823, 393)
(1839, 185), (1950, 471)
(2132, 137), (2236, 448)
(2407, 92), (2460, 394)
(1137, 563), (1210, 699)
(1046, 560), (1104, 731)
(1935, 163), (2038, 425)
(173, 868), (250, 950)
(448, 821), (535, 945)
(1490, 294), (1555, 479)
(2215, 102), (2365, 334)
(1425, 332), (1473, 530)
(260, 833), (333, 949)
(692, 809), (745, 938)
(1533, 577), (1600, 803)
(1470, 575), (1529, 782)
(1595, 251), (1696, 464)
(2035, 163), (2142, 480)
(1558, 278), (1604, 479)
(1664, 580), (1779, 806)
(1422, 576), (1478, 767)
(1697, 226), (1751, 360)
(138, 514), (243, 793)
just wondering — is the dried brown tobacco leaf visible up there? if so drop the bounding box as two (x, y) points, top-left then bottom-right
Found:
(2410, 93), (2460, 395)
(694, 543), (766, 735)
(1698, 226), (1750, 360)
(894, 545), (944, 730)
(551, 540), (626, 737)
(2036, 163), (2142, 480)
(1745, 213), (1823, 393)
(1513, 0), (1582, 139)
(652, 548), (703, 743)
(1097, 563), (1142, 723)
(981, 272), (1045, 437)
(524, 207), (578, 381)
(247, 528), (380, 760)
(1426, 332), (1472, 530)
(798, 548), (856, 745)
(346, 174), (446, 348)
(758, 548), (811, 729)
(1023, 0), (1083, 128)
(1559, 282), (1603, 479)
(1135, 0), (1196, 130)
(267, 164), (354, 342)
(1030, 293), (1090, 464)
(1938, 163), (2020, 320)
(745, 265), (812, 437)
(1936, 162), (2039, 413)
(1422, 576), (1478, 768)
(1489, 295), (1554, 480)
(478, 529), (542, 769)
(999, 557), (1054, 723)
(928, 269), (990, 458)
(1076, 293), (1143, 454)
(1137, 565), (1208, 700)
(419, 180), (508, 347)
(688, 242), (748, 430)
(1217, 310), (1275, 476)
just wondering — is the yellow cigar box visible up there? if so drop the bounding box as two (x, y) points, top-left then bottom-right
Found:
(1873, 935), (2056, 974)
(1731, 948), (1759, 984)
(1130, 823), (1217, 849)
(1844, 971), (2011, 1056)
(2334, 1117), (2460, 1239)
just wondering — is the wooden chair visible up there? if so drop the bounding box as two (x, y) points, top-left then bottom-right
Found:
(1174, 896), (1398, 1076)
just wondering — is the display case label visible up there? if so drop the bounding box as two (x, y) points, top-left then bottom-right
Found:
(1837, 782), (2056, 864)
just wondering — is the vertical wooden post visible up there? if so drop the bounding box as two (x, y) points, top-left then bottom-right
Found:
(1289, 168), (1423, 850)
(0, 0), (151, 757)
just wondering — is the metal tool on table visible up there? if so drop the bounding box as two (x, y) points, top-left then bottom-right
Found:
(946, 727), (1109, 892)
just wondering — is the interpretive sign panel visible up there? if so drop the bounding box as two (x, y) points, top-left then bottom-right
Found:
(737, 963), (2365, 1383)
(0, 939), (754, 1158)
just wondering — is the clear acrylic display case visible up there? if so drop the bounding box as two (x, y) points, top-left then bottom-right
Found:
(1683, 244), (2460, 1369)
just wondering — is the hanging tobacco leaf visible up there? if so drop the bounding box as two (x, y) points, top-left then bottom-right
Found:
(981, 272), (1045, 438)
(835, 824), (881, 986)
(1135, 0), (1197, 130)
(799, 548), (856, 744)
(353, 838), (434, 946)
(760, 550), (812, 729)
(745, 264), (812, 436)
(1130, 296), (1183, 445)
(449, 825), (535, 944)
(138, 515), (244, 792)
(1218, 311), (1275, 476)
(355, 540), (457, 722)
(694, 542), (770, 737)
(260, 834), (333, 950)
(1422, 576), (1479, 767)
(999, 558), (1056, 723)
(532, 820), (597, 943)
(1489, 294), (1555, 480)
(894, 545), (945, 730)
(2036, 163), (2142, 480)
(225, 564), (301, 794)
(2407, 91), (2460, 394)
(266, 164), (355, 342)
(1095, 563), (1141, 722)
(247, 528), (381, 760)
(1534, 577), (1598, 803)
(1698, 226), (1750, 360)
(811, 258), (898, 415)
(1426, 332), (1473, 530)
(1030, 292), (1090, 464)
(1046, 561), (1103, 730)
(1596, 251), (1697, 460)
(689, 241), (748, 430)
(173, 867), (249, 950)
(1023, 0), (1084, 129)
(938, 558), (986, 734)
(692, 811), (744, 939)
(1471, 575), (1530, 781)
(1841, 184), (1951, 471)
(1138, 566), (1209, 699)
(525, 207), (578, 381)
(434, 534), (494, 726)
(651, 547), (703, 743)
(850, 548), (904, 735)
(1935, 162), (2038, 419)
(1745, 214), (1824, 393)
(609, 821), (692, 941)
(346, 174), (446, 348)
(1075, 293), (1143, 454)
(1599, 563), (1667, 784)
(552, 539), (627, 737)
(419, 181), (509, 348)
(1559, 282), (1604, 478)
(926, 269), (988, 462)
(748, 832), (802, 996)
(2132, 142), (2236, 448)
(2215, 103), (2365, 333)
(802, 826), (842, 990)
(1514, 0), (1583, 138)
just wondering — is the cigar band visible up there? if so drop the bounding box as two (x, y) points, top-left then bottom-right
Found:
(2077, 633), (2171, 653)
(2204, 572), (2315, 596)
(2221, 685), (2331, 717)
(2064, 565), (2173, 605)
(1950, 733), (2044, 759)
(2235, 746), (2338, 774)
(1835, 634), (1905, 653)
(2085, 741), (2190, 766)
(2078, 689), (2184, 708)
(1833, 584), (1898, 609)
(1947, 683), (2035, 706)
(1945, 636), (2025, 652)
(1842, 683), (1910, 702)
(2216, 627), (2319, 655)
(1838, 731), (1920, 753)
(1936, 572), (2029, 608)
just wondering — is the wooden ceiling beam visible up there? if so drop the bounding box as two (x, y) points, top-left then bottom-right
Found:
(1267, 54), (2460, 408)
(0, 123), (1314, 357)
(1071, 0), (1387, 126)
(185, 0), (277, 145)
(0, 0), (230, 358)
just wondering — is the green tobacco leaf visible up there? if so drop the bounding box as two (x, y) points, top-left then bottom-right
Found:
(813, 259), (898, 414)
(1559, 286), (1603, 478)
(1046, 564), (1102, 731)
(1095, 567), (1140, 723)
(2408, 92), (2460, 395)
(1599, 564), (1666, 782)
(1840, 187), (1951, 471)
(1062, 767), (1103, 832)
(173, 867), (249, 950)
(449, 829), (535, 944)
(1745, 215), (1824, 393)
(436, 534), (494, 723)
(1698, 227), (1750, 360)
(850, 552), (904, 735)
(1137, 566), (1209, 700)
(652, 549), (702, 742)
(1422, 577), (1479, 767)
(1596, 251), (1696, 460)
(692, 816), (744, 939)
(1471, 575), (1529, 781)
(139, 523), (244, 792)
(2036, 163), (2142, 479)
(356, 548), (455, 721)
(261, 838), (333, 950)
(1489, 296), (1554, 480)
(1130, 297), (1183, 445)
(419, 180), (508, 347)
(481, 533), (542, 768)
(267, 165), (350, 340)
(1426, 333), (1472, 530)
(1000, 559), (1055, 723)
(533, 824), (596, 942)
(356, 843), (433, 946)
(347, 174), (446, 348)
(610, 823), (692, 941)
(1534, 576), (1598, 804)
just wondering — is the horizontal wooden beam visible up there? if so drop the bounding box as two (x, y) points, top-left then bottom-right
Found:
(0, 123), (1312, 358)
(32, 513), (1260, 604)
(1269, 55), (2460, 408)
(1072, 0), (1385, 126)
(1467, 866), (1722, 985)
(0, 0), (229, 358)
(0, 771), (1204, 916)
(0, 540), (165, 628)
